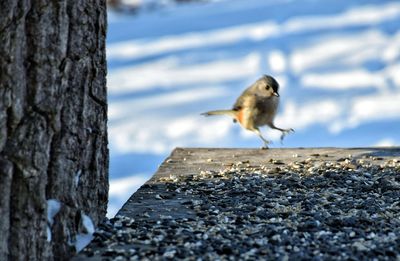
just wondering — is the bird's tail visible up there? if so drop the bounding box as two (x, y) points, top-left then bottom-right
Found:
(201, 109), (237, 118)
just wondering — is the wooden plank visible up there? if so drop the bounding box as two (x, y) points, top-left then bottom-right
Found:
(74, 147), (400, 260)
(117, 147), (400, 219)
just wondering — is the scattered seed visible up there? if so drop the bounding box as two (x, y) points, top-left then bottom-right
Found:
(77, 156), (400, 260)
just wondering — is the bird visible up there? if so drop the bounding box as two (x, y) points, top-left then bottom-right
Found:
(201, 75), (294, 148)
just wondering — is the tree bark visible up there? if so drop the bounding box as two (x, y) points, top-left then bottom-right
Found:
(0, 0), (108, 260)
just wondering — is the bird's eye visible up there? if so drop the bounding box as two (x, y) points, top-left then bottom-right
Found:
(265, 85), (270, 90)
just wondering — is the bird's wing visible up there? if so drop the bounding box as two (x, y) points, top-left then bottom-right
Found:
(233, 89), (255, 110)
(234, 94), (258, 130)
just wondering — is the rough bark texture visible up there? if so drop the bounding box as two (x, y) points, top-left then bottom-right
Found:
(0, 0), (108, 260)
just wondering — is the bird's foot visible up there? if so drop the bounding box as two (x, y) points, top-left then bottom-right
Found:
(261, 140), (272, 149)
(280, 128), (295, 143)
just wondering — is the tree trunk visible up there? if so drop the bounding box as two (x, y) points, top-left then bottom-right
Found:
(0, 0), (108, 260)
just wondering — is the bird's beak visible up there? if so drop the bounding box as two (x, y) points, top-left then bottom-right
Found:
(273, 92), (279, 97)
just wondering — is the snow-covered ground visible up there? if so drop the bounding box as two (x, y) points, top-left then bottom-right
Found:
(106, 0), (400, 217)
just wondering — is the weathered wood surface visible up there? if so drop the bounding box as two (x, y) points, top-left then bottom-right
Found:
(117, 147), (400, 219)
(74, 147), (400, 260)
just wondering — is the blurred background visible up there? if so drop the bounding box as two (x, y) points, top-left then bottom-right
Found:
(106, 0), (400, 217)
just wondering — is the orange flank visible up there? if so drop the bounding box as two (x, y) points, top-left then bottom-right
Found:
(237, 110), (243, 124)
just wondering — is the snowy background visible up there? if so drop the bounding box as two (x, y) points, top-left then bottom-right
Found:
(106, 0), (400, 217)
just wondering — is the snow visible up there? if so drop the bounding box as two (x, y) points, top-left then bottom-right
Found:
(106, 22), (279, 61)
(289, 30), (393, 73)
(74, 170), (82, 187)
(109, 174), (153, 198)
(75, 234), (93, 253)
(109, 87), (230, 121)
(301, 70), (386, 90)
(74, 214), (95, 253)
(47, 199), (61, 226)
(82, 214), (95, 234)
(283, 2), (400, 32)
(268, 51), (286, 74)
(47, 226), (52, 242)
(107, 2), (400, 61)
(46, 199), (61, 242)
(107, 174), (151, 217)
(347, 92), (400, 127)
(374, 138), (397, 147)
(107, 0), (400, 217)
(108, 54), (260, 94)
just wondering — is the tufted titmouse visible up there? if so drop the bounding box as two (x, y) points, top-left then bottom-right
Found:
(202, 75), (294, 148)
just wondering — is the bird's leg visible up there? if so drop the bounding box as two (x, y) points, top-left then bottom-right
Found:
(254, 128), (271, 149)
(268, 123), (294, 142)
